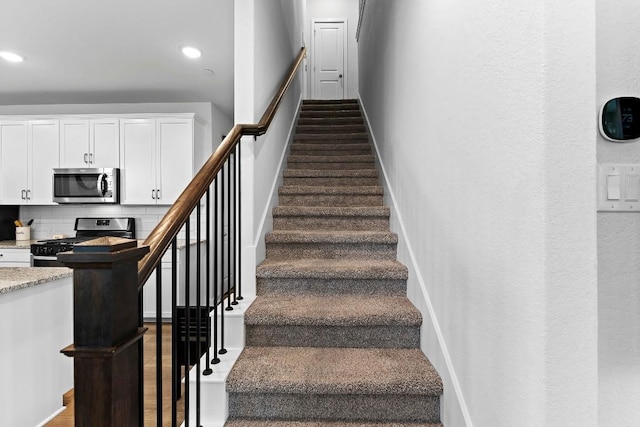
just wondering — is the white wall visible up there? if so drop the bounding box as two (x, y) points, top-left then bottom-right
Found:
(305, 0), (359, 99)
(596, 1), (640, 425)
(235, 0), (305, 296)
(358, 1), (597, 426)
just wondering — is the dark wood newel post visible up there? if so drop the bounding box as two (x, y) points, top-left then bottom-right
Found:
(58, 237), (150, 427)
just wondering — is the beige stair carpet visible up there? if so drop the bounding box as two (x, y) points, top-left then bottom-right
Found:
(226, 99), (443, 426)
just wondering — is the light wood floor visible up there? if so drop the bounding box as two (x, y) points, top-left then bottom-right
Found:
(46, 323), (186, 427)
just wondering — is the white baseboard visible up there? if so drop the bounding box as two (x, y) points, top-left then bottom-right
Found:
(358, 94), (473, 427)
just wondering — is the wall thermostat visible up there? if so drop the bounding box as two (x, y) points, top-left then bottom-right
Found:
(600, 97), (640, 142)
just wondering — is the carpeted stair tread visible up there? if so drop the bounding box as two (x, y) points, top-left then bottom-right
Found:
(245, 295), (421, 327)
(273, 205), (389, 217)
(266, 230), (397, 244)
(303, 99), (359, 105)
(291, 142), (371, 152)
(226, 421), (443, 427)
(288, 154), (374, 163)
(228, 346), (442, 396)
(279, 185), (383, 195)
(283, 169), (378, 178)
(272, 206), (390, 231)
(294, 132), (368, 141)
(299, 110), (363, 119)
(256, 258), (408, 280)
(301, 103), (361, 111)
(298, 117), (364, 126)
(297, 124), (367, 134)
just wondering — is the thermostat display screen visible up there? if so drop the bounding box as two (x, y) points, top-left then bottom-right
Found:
(601, 97), (640, 141)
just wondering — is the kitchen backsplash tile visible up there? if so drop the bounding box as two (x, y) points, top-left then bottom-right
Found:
(19, 205), (206, 241)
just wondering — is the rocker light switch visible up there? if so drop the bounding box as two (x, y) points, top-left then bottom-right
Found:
(626, 175), (640, 201)
(607, 175), (621, 200)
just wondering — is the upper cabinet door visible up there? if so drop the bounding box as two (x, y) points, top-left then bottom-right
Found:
(90, 119), (119, 168)
(156, 118), (193, 205)
(28, 120), (60, 205)
(60, 120), (90, 168)
(120, 119), (156, 205)
(0, 121), (29, 204)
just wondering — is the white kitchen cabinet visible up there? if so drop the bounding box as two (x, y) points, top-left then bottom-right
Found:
(120, 117), (194, 205)
(0, 120), (59, 205)
(60, 119), (119, 168)
(0, 248), (32, 267)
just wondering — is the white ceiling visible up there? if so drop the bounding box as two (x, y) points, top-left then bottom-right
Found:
(0, 0), (234, 117)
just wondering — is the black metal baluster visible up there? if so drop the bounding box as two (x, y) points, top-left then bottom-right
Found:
(203, 188), (214, 375)
(212, 174), (222, 362)
(156, 264), (163, 426)
(226, 157), (233, 313)
(219, 163), (228, 354)
(237, 140), (243, 301)
(184, 219), (191, 426)
(195, 203), (202, 427)
(232, 148), (238, 306)
(171, 238), (178, 427)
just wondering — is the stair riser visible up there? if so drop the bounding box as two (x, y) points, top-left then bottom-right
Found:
(266, 242), (397, 260)
(273, 215), (389, 231)
(303, 99), (359, 105)
(283, 177), (380, 186)
(291, 142), (371, 150)
(298, 118), (364, 126)
(301, 104), (361, 111)
(256, 278), (407, 297)
(245, 325), (420, 348)
(290, 149), (372, 156)
(294, 134), (368, 142)
(300, 110), (362, 120)
(287, 162), (375, 170)
(278, 194), (383, 207)
(297, 125), (367, 134)
(228, 393), (440, 423)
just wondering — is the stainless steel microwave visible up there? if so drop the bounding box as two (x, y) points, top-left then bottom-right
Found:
(52, 168), (119, 204)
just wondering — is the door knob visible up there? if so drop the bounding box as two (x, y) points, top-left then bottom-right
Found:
(339, 74), (343, 78)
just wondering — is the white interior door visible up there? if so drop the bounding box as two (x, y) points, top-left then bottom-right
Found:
(313, 21), (345, 100)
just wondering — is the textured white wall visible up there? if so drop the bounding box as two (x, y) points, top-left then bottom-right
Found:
(235, 0), (305, 296)
(305, 0), (359, 99)
(596, 0), (640, 424)
(358, 1), (597, 426)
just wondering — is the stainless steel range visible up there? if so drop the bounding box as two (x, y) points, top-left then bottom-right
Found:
(31, 217), (136, 267)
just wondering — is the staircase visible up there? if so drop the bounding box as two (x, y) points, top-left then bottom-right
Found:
(225, 99), (443, 426)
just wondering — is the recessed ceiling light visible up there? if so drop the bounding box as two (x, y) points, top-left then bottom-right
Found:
(181, 46), (202, 59)
(0, 51), (25, 63)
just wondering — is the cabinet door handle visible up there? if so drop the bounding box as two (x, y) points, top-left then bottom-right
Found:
(21, 189), (26, 200)
(84, 153), (89, 164)
(26, 189), (31, 200)
(156, 189), (160, 200)
(89, 153), (93, 164)
(151, 189), (156, 199)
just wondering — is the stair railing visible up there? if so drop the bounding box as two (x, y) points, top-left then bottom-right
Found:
(59, 46), (306, 427)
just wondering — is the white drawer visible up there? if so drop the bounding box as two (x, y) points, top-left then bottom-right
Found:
(0, 249), (32, 264)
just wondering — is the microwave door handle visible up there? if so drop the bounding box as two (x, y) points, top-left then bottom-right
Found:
(97, 173), (107, 196)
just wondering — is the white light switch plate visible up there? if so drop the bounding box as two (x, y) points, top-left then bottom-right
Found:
(598, 164), (640, 212)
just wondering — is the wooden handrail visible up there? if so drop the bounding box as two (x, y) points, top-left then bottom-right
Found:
(138, 47), (306, 287)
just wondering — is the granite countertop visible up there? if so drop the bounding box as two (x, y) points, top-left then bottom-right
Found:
(0, 267), (72, 295)
(0, 240), (38, 249)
